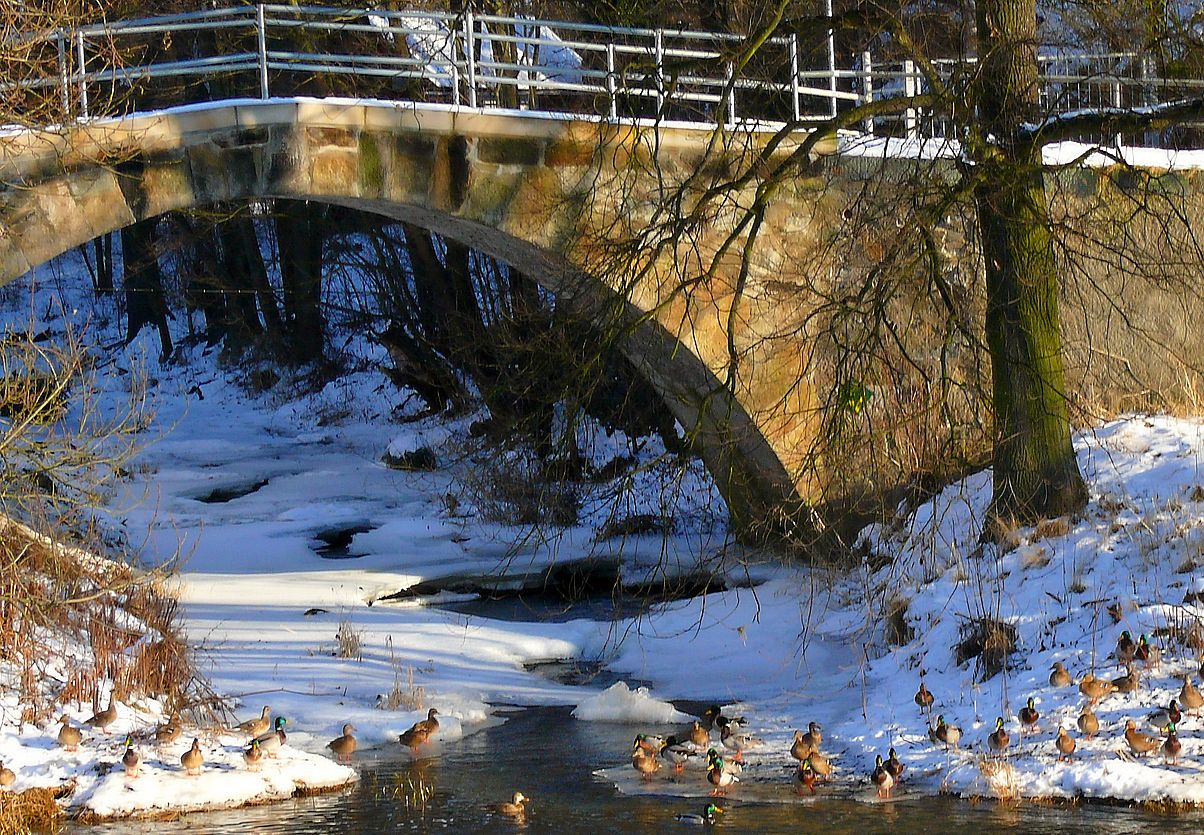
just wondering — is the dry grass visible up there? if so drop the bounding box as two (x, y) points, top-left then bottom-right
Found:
(378, 636), (425, 711)
(0, 516), (195, 718)
(334, 619), (363, 661)
(0, 786), (63, 834)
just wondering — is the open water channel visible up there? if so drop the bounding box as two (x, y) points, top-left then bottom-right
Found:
(81, 703), (1200, 834)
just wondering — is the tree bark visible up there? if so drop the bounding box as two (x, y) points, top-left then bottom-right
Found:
(275, 200), (326, 363)
(975, 0), (1087, 526)
(119, 220), (173, 359)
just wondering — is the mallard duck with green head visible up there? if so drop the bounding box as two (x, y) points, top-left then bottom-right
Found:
(675, 803), (723, 824)
(705, 749), (739, 796)
(1116, 630), (1136, 664)
(928, 715), (961, 750)
(1135, 634), (1160, 668)
(244, 738), (264, 771)
(660, 736), (696, 772)
(884, 748), (905, 781)
(1018, 697), (1040, 735)
(1148, 699), (1182, 731)
(255, 716), (287, 758)
(871, 754), (894, 798)
(1163, 724), (1182, 765)
(121, 735), (140, 778)
(795, 757), (817, 795)
(988, 717), (1009, 755)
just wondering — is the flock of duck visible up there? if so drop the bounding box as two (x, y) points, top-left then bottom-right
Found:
(621, 629), (1204, 818)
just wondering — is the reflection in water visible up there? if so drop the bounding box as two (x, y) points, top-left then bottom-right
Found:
(79, 706), (1204, 834)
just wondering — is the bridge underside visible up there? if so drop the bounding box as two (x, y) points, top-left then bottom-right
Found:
(0, 100), (833, 539)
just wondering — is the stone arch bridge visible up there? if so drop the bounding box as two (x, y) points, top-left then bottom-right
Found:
(0, 98), (834, 535)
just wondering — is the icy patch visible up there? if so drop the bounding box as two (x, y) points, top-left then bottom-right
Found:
(571, 681), (691, 724)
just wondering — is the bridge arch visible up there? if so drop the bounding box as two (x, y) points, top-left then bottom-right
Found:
(0, 99), (829, 537)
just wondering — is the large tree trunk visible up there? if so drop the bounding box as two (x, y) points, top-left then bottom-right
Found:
(975, 0), (1087, 527)
(275, 200), (326, 363)
(120, 220), (173, 359)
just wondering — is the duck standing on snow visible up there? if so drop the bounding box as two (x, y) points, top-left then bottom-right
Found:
(988, 717), (1010, 755)
(1079, 672), (1116, 705)
(1163, 724), (1182, 765)
(399, 709), (439, 750)
(57, 715), (82, 751)
(1179, 676), (1204, 716)
(86, 695), (117, 735)
(720, 724), (756, 763)
(1135, 634), (1160, 668)
(154, 716), (181, 746)
(1116, 630), (1137, 664)
(238, 705), (272, 738)
(122, 735), (140, 778)
(1018, 697), (1040, 735)
(688, 721), (710, 749)
(255, 716), (288, 758)
(675, 803), (723, 824)
(487, 791), (529, 819)
(1124, 719), (1160, 756)
(1077, 706), (1100, 739)
(1049, 662), (1074, 687)
(326, 723), (357, 763)
(0, 762), (14, 790)
(795, 758), (817, 795)
(1055, 727), (1076, 762)
(705, 749), (739, 796)
(1148, 699), (1182, 731)
(1111, 663), (1140, 694)
(884, 748), (905, 782)
(181, 738), (204, 776)
(914, 682), (935, 714)
(244, 738), (264, 771)
(929, 715), (961, 750)
(871, 754), (894, 798)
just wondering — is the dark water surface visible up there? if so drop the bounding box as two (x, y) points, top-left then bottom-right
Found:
(82, 706), (1199, 834)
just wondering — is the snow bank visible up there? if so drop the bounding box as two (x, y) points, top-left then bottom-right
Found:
(571, 682), (692, 724)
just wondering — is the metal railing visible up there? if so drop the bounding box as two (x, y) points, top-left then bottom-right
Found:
(6, 4), (1204, 148)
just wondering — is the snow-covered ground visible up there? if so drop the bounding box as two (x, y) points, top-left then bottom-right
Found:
(6, 244), (1204, 817)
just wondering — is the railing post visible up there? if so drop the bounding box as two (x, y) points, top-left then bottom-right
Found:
(860, 50), (873, 133)
(256, 4), (269, 100)
(654, 29), (664, 114)
(451, 63), (461, 107)
(56, 30), (70, 118)
(75, 29), (89, 120)
(465, 12), (477, 109)
(725, 61), (736, 125)
(825, 0), (837, 118)
(606, 42), (617, 120)
(789, 34), (800, 122)
(1112, 75), (1123, 147)
(903, 59), (917, 139)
